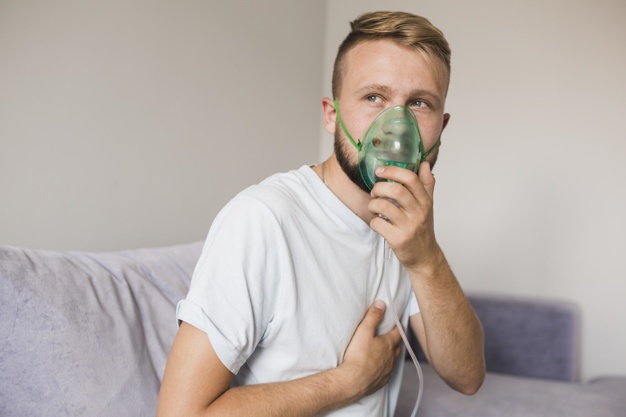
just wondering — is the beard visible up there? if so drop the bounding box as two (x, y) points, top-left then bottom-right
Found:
(334, 126), (441, 193)
(334, 129), (370, 193)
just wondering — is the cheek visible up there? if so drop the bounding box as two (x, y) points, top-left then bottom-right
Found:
(417, 116), (444, 146)
(346, 108), (381, 140)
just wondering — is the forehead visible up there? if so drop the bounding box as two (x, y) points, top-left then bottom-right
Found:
(340, 39), (448, 99)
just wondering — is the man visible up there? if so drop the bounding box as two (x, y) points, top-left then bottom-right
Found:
(157, 11), (485, 416)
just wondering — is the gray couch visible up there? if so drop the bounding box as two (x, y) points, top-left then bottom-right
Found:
(1, 243), (624, 416)
(397, 296), (626, 417)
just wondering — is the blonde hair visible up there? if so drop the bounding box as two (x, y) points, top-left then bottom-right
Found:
(332, 11), (451, 98)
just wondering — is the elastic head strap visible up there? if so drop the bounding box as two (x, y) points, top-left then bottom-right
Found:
(422, 137), (440, 162)
(333, 99), (362, 151)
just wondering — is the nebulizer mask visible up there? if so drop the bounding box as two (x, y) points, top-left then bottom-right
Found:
(333, 99), (439, 190)
(334, 100), (435, 417)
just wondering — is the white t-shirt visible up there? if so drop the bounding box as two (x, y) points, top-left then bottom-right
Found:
(177, 165), (419, 416)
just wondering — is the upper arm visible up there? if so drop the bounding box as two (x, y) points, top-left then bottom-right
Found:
(157, 322), (234, 417)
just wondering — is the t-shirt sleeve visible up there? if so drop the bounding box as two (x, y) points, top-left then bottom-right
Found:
(177, 194), (284, 374)
(408, 291), (420, 316)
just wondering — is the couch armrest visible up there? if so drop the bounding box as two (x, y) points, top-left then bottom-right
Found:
(468, 293), (581, 382)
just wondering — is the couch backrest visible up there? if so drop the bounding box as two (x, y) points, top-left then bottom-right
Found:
(1, 243), (582, 417)
(0, 242), (203, 417)
(407, 292), (581, 382)
(470, 293), (581, 382)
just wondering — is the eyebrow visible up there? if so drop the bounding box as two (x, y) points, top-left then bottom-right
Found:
(355, 84), (393, 96)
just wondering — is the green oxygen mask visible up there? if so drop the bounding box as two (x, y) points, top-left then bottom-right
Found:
(334, 100), (439, 190)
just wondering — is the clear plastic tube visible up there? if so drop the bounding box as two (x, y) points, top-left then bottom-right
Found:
(383, 240), (423, 417)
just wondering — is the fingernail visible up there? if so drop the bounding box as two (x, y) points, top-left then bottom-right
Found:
(375, 167), (384, 175)
(373, 300), (386, 310)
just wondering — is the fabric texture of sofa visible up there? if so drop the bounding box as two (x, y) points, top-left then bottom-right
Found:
(397, 295), (626, 416)
(1, 242), (624, 416)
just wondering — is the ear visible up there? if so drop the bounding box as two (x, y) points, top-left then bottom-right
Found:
(442, 113), (451, 132)
(321, 97), (337, 135)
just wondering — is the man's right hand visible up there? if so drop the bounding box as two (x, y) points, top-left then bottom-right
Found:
(340, 300), (403, 399)
(157, 301), (403, 417)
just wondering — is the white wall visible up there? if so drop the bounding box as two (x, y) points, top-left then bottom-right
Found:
(0, 0), (325, 251)
(321, 0), (626, 381)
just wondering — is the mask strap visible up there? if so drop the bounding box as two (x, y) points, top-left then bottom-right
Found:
(421, 137), (440, 162)
(333, 99), (362, 151)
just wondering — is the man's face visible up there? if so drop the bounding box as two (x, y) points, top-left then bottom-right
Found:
(333, 39), (450, 192)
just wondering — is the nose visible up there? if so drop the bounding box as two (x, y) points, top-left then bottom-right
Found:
(381, 117), (412, 138)
(380, 106), (416, 138)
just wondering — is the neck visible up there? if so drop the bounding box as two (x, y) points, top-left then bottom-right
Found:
(316, 154), (376, 224)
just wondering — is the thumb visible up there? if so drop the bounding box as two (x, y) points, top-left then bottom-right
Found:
(419, 161), (435, 197)
(359, 300), (386, 333)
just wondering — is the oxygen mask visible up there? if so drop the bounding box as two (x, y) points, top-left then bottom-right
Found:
(334, 100), (438, 190)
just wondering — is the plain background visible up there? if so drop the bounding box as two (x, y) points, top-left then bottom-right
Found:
(1, 0), (624, 382)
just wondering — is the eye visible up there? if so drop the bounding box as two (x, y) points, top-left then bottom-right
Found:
(366, 94), (383, 104)
(409, 100), (427, 109)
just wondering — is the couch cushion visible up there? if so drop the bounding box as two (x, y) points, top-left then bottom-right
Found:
(396, 363), (626, 417)
(0, 243), (202, 417)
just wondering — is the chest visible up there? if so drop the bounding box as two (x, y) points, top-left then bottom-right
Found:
(257, 232), (412, 371)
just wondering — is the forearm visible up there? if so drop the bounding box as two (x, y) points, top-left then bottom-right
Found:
(159, 306), (399, 417)
(202, 367), (360, 417)
(367, 164), (485, 392)
(202, 302), (401, 416)
(409, 248), (485, 394)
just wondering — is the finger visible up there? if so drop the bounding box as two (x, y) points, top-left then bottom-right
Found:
(418, 161), (435, 198)
(369, 181), (419, 227)
(368, 195), (404, 224)
(371, 166), (418, 194)
(371, 165), (430, 205)
(359, 300), (387, 334)
(394, 344), (403, 358)
(369, 215), (396, 244)
(384, 325), (403, 347)
(370, 182), (410, 207)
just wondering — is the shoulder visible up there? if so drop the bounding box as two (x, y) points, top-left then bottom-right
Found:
(227, 167), (316, 221)
(206, 167), (316, 240)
